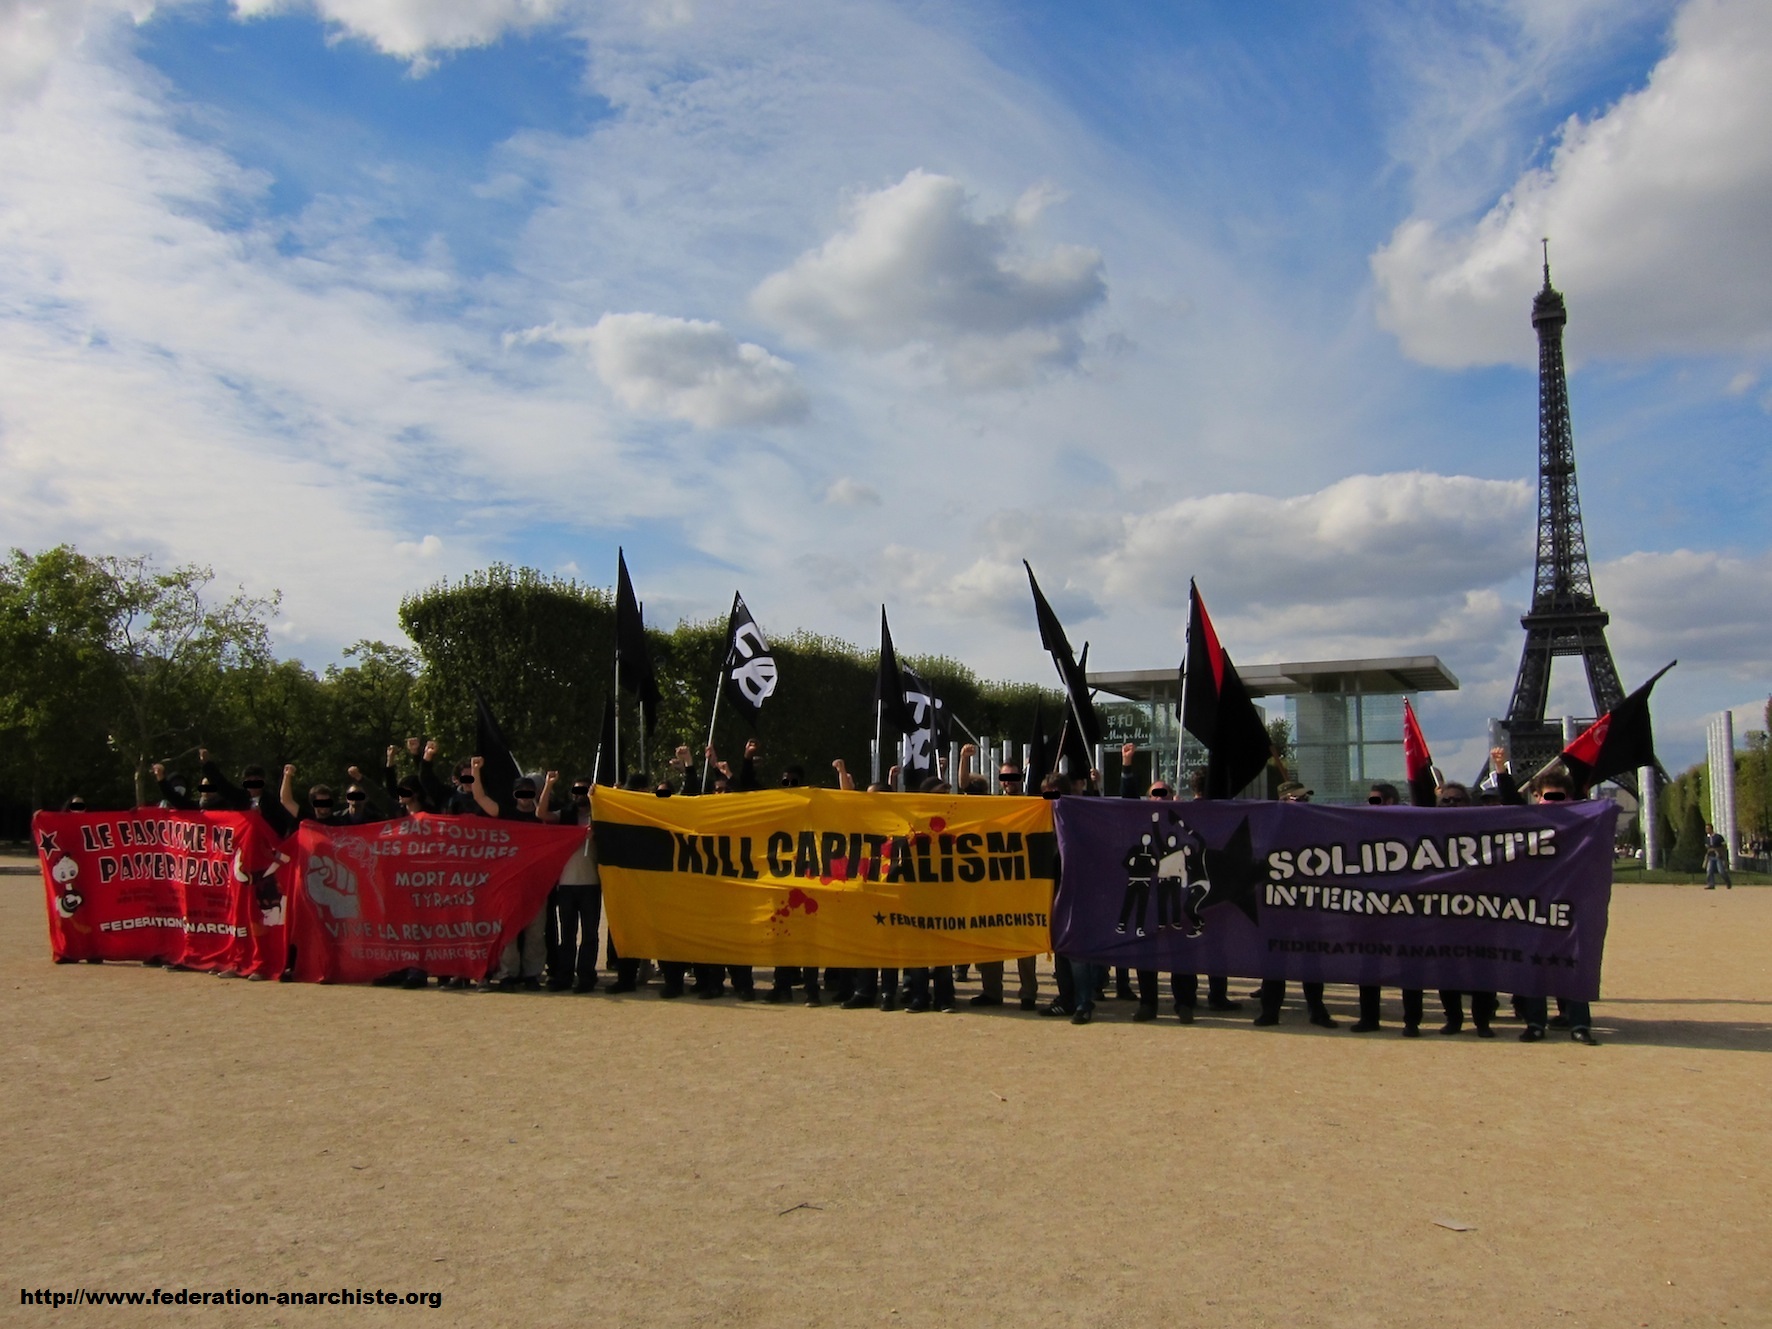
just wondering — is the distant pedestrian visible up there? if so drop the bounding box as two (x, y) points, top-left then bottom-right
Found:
(1703, 824), (1732, 889)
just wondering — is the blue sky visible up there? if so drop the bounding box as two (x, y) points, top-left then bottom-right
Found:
(1, 0), (1768, 774)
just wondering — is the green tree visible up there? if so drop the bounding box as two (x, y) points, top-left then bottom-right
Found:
(400, 566), (616, 779)
(105, 555), (278, 804)
(0, 546), (277, 808)
(0, 546), (129, 809)
(1670, 800), (1707, 873)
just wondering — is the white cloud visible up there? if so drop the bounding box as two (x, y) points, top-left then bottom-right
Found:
(1372, 0), (1675, 222)
(1599, 547), (1772, 672)
(0, 0), (158, 112)
(1099, 472), (1535, 610)
(752, 169), (1106, 388)
(0, 47), (703, 661)
(518, 313), (808, 429)
(1373, 0), (1772, 368)
(822, 477), (879, 508)
(229, 0), (564, 64)
(394, 533), (443, 558)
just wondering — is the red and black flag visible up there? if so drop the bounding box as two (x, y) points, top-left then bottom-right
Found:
(1554, 661), (1675, 794)
(1023, 561), (1102, 761)
(1181, 580), (1271, 799)
(615, 549), (659, 733)
(1402, 698), (1437, 808)
(471, 684), (524, 812)
(721, 592), (778, 726)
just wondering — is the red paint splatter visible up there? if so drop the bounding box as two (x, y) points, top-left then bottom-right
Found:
(928, 816), (946, 833)
(786, 888), (819, 915)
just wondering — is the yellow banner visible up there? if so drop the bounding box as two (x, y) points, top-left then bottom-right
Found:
(594, 787), (1056, 966)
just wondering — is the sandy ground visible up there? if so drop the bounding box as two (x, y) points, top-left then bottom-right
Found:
(3, 873), (1768, 1329)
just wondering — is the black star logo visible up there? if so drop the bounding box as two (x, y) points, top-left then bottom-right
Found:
(37, 830), (59, 855)
(873, 911), (886, 925)
(1530, 953), (1543, 966)
(1201, 817), (1261, 925)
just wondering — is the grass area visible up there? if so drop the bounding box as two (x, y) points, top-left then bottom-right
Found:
(1612, 861), (1771, 886)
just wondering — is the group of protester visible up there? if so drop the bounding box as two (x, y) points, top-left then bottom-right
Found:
(85, 733), (1602, 1045)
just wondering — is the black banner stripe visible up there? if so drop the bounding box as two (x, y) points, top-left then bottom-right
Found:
(593, 821), (676, 872)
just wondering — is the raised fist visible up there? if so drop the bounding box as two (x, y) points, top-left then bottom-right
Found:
(1122, 742), (1137, 764)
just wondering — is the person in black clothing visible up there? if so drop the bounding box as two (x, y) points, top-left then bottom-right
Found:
(1429, 780), (1498, 1037)
(757, 749), (820, 1006)
(473, 760), (548, 991)
(1351, 782), (1424, 1037)
(1256, 782), (1337, 1028)
(1506, 761), (1597, 1045)
(415, 739), (480, 816)
(538, 772), (604, 994)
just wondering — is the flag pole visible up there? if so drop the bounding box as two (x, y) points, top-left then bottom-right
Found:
(613, 644), (622, 786)
(872, 698), (883, 785)
(700, 675), (724, 793)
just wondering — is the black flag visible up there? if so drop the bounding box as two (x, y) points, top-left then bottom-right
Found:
(1181, 580), (1271, 799)
(722, 592), (778, 725)
(900, 664), (938, 782)
(874, 608), (911, 735)
(471, 684), (523, 813)
(615, 548), (659, 732)
(1555, 661), (1675, 793)
(1024, 561), (1102, 756)
(593, 693), (617, 787)
(1027, 703), (1051, 787)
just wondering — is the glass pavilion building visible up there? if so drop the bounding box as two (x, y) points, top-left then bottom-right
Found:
(1086, 655), (1459, 805)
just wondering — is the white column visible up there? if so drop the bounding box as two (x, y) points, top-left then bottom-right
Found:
(1639, 766), (1660, 869)
(1709, 711), (1741, 870)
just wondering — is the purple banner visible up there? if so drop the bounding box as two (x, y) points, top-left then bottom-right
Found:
(1051, 797), (1616, 1000)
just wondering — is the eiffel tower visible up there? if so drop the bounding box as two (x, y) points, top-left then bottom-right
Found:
(1502, 243), (1627, 778)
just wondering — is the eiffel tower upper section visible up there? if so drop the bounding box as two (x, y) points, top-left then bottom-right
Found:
(1503, 245), (1626, 770)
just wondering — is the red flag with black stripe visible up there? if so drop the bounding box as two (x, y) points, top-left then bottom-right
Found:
(1402, 698), (1437, 808)
(1181, 581), (1271, 798)
(1556, 661), (1675, 794)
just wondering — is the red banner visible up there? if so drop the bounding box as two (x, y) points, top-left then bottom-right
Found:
(33, 810), (289, 977)
(284, 815), (586, 984)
